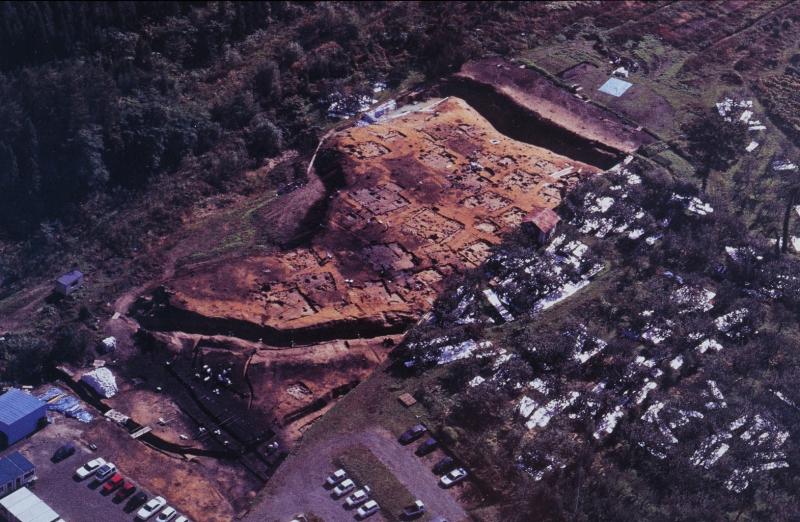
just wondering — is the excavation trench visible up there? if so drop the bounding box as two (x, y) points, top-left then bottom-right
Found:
(52, 368), (235, 459)
(438, 76), (623, 169)
(133, 293), (415, 347)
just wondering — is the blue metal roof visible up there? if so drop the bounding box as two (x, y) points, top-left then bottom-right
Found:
(6, 452), (33, 474)
(0, 389), (46, 426)
(56, 270), (83, 286)
(0, 451), (34, 484)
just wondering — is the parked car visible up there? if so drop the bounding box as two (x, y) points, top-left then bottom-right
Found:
(102, 473), (124, 494)
(136, 496), (167, 520)
(75, 458), (106, 480)
(129, 491), (148, 510)
(332, 478), (355, 498)
(115, 481), (136, 501)
(415, 437), (438, 456)
(288, 514), (308, 522)
(325, 468), (347, 487)
(432, 456), (456, 475)
(344, 486), (371, 508)
(356, 500), (380, 519)
(430, 517), (449, 522)
(402, 500), (426, 519)
(94, 462), (117, 482)
(52, 443), (76, 463)
(440, 468), (468, 487)
(156, 506), (177, 522)
(174, 516), (191, 522)
(398, 424), (427, 444)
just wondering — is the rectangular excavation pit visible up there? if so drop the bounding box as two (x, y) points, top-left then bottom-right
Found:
(349, 183), (410, 215)
(462, 192), (512, 212)
(364, 243), (416, 272)
(459, 240), (495, 266)
(402, 209), (465, 244)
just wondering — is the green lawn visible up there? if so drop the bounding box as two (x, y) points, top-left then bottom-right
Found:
(334, 445), (417, 522)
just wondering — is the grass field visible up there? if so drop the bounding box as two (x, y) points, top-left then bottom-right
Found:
(335, 445), (417, 522)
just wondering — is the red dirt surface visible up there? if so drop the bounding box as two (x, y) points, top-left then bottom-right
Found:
(154, 97), (599, 342)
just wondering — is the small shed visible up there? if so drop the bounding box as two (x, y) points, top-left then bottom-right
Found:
(522, 207), (561, 245)
(0, 389), (47, 449)
(54, 270), (83, 296)
(0, 452), (36, 498)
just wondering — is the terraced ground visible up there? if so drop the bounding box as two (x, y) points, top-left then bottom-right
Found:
(138, 97), (600, 344)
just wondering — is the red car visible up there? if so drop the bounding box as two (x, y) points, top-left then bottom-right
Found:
(101, 473), (124, 494)
(114, 481), (136, 501)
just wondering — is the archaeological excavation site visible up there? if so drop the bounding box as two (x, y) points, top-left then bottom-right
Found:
(99, 59), (646, 517)
(4, 4), (800, 521)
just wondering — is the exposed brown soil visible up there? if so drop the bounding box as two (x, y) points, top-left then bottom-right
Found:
(139, 96), (600, 344)
(134, 329), (401, 444)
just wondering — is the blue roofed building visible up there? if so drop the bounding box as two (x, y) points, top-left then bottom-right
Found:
(54, 269), (83, 296)
(0, 389), (47, 449)
(0, 452), (36, 498)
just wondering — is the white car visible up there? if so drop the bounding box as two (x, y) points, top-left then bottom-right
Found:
(175, 516), (191, 522)
(93, 462), (117, 482)
(344, 486), (371, 507)
(75, 458), (106, 480)
(156, 506), (177, 522)
(356, 500), (380, 519)
(325, 468), (347, 487)
(332, 478), (355, 498)
(136, 496), (167, 520)
(440, 467), (468, 487)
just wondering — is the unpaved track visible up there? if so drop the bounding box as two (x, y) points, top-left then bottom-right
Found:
(243, 426), (467, 522)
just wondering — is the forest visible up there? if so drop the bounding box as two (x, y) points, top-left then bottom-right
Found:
(0, 1), (494, 261)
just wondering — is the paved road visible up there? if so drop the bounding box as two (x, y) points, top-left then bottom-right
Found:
(243, 426), (467, 522)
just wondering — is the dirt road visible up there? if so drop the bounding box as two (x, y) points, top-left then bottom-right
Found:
(243, 426), (467, 522)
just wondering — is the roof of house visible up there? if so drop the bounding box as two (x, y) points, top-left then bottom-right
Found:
(0, 388), (46, 426)
(523, 207), (561, 234)
(0, 451), (35, 484)
(0, 487), (59, 522)
(55, 270), (83, 286)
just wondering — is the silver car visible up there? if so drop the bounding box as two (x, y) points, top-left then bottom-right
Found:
(332, 478), (355, 498)
(356, 500), (380, 519)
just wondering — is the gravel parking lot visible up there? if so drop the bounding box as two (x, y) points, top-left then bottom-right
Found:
(5, 418), (166, 522)
(245, 426), (467, 522)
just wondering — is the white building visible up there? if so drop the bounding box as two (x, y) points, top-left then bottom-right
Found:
(0, 487), (61, 522)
